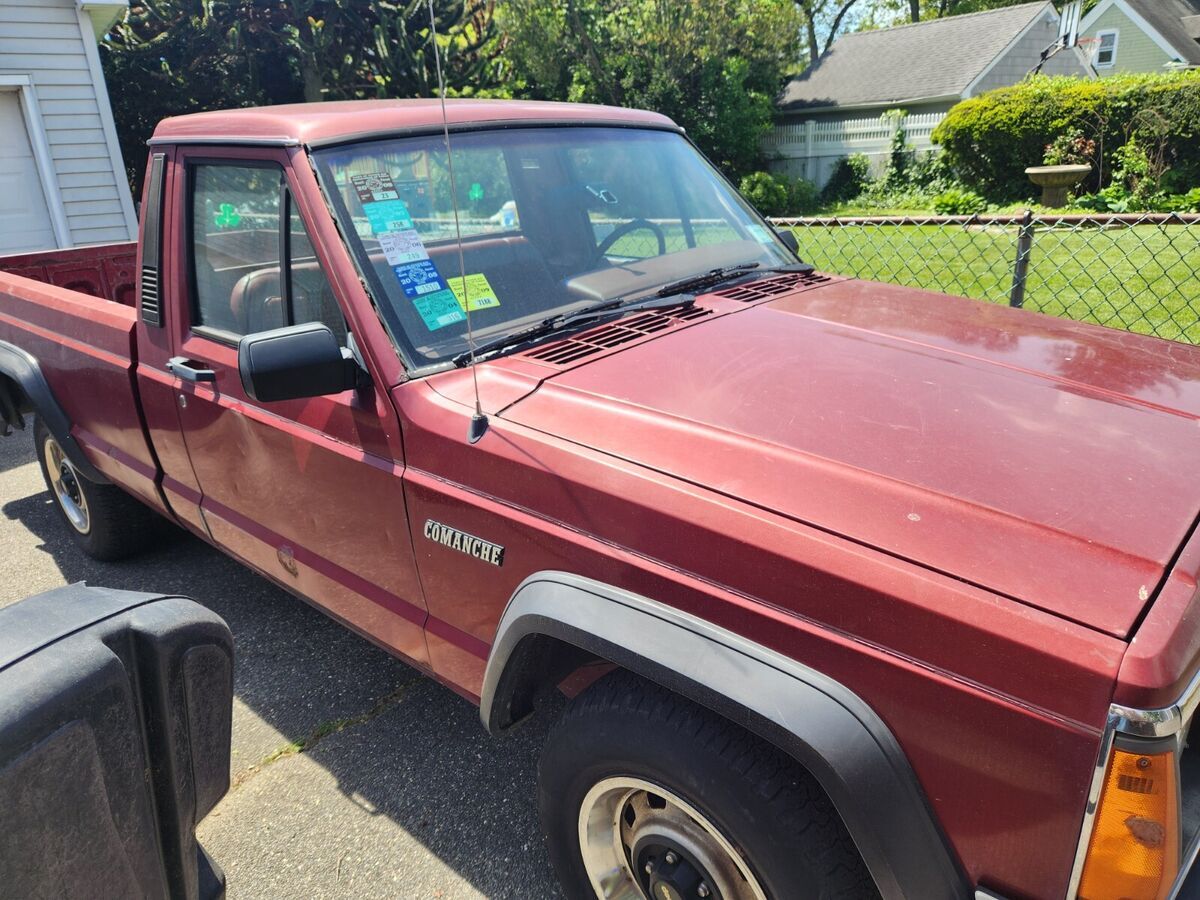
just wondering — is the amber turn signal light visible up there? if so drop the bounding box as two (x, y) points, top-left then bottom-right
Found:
(1078, 746), (1180, 900)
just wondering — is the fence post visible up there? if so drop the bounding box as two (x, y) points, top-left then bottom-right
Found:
(1009, 209), (1034, 308)
(804, 120), (816, 184)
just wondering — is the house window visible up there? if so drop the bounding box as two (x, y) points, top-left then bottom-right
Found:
(1095, 29), (1118, 67)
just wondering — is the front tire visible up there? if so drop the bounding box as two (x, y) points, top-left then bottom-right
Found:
(538, 670), (878, 900)
(34, 417), (160, 561)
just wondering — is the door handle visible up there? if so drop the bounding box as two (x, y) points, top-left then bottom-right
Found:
(167, 357), (217, 383)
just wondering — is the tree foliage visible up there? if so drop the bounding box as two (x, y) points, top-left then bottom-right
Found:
(103, 1), (500, 190)
(496, 0), (802, 179)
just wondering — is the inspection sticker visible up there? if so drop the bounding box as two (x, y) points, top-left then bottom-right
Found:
(365, 200), (414, 235)
(351, 172), (400, 203)
(447, 273), (501, 312)
(379, 230), (429, 266)
(393, 259), (450, 298)
(412, 289), (467, 331)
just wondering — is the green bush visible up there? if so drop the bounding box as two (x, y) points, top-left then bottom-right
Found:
(1077, 185), (1200, 213)
(739, 171), (818, 215)
(1161, 187), (1200, 213)
(932, 71), (1200, 201)
(785, 176), (819, 214)
(740, 172), (789, 215)
(932, 187), (987, 215)
(821, 154), (871, 203)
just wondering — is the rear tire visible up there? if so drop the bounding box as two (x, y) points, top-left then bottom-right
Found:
(538, 670), (878, 900)
(34, 417), (161, 561)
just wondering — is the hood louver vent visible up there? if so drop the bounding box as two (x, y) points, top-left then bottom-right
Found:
(524, 305), (712, 366)
(712, 269), (830, 303)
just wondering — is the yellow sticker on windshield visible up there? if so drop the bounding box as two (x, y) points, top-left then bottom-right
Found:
(447, 273), (501, 312)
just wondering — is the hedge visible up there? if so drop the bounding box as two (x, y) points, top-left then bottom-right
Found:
(931, 71), (1200, 201)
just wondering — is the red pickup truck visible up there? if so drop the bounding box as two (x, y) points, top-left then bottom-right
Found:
(2, 100), (1198, 900)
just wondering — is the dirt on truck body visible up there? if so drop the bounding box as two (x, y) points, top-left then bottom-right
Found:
(2, 99), (1200, 900)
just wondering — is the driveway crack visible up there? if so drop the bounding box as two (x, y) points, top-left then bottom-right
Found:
(232, 677), (420, 789)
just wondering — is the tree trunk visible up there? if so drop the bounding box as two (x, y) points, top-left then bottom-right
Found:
(805, 14), (819, 65)
(300, 55), (324, 102)
(908, 0), (920, 22)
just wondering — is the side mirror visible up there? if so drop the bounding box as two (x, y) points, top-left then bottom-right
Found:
(775, 227), (801, 257)
(238, 322), (360, 403)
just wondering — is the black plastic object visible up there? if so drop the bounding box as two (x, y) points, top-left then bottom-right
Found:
(237, 321), (358, 403)
(775, 227), (801, 257)
(0, 584), (234, 900)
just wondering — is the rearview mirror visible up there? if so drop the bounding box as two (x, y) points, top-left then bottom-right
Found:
(238, 322), (360, 403)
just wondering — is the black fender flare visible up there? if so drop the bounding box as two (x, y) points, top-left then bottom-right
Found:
(480, 571), (969, 900)
(0, 339), (107, 483)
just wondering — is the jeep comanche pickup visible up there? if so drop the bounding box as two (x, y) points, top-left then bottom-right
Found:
(2, 100), (1199, 900)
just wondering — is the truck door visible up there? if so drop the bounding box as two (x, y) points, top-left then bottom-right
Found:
(133, 149), (208, 537)
(162, 146), (429, 669)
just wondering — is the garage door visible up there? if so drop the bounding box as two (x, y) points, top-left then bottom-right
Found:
(0, 92), (57, 254)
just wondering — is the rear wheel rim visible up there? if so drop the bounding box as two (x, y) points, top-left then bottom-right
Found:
(43, 435), (89, 534)
(578, 776), (768, 900)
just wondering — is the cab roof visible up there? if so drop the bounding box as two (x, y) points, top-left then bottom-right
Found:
(151, 99), (679, 147)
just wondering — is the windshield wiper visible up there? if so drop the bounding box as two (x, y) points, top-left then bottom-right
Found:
(655, 262), (816, 300)
(452, 293), (696, 367)
(654, 263), (760, 298)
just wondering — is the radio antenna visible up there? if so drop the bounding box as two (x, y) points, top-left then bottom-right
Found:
(428, 0), (488, 443)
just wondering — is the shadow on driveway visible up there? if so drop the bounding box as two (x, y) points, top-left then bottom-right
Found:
(1, 441), (562, 898)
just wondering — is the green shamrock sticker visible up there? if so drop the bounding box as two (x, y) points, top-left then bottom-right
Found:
(214, 203), (242, 229)
(468, 182), (484, 203)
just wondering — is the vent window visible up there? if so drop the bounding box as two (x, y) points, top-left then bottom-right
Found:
(524, 305), (711, 366)
(711, 270), (829, 303)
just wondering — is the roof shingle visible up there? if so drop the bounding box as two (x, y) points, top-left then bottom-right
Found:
(1125, 0), (1200, 65)
(779, 1), (1054, 110)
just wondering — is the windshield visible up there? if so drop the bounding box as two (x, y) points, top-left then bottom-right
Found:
(313, 127), (794, 370)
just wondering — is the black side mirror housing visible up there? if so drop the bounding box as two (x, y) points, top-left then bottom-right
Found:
(238, 322), (360, 403)
(776, 227), (801, 257)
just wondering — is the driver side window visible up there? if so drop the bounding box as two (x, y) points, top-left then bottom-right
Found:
(189, 163), (346, 343)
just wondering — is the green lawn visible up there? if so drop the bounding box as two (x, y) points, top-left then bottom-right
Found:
(782, 221), (1200, 344)
(603, 218), (1200, 343)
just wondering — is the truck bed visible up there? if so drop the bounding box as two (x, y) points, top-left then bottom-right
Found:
(0, 245), (162, 512)
(0, 243), (137, 307)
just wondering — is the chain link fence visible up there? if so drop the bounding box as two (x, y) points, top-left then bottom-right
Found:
(766, 212), (1200, 344)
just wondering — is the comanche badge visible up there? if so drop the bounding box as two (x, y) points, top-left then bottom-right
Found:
(423, 519), (505, 567)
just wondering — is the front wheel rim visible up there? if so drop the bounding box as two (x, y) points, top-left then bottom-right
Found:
(43, 435), (90, 534)
(578, 776), (769, 900)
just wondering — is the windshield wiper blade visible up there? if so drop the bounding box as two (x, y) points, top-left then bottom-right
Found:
(452, 293), (696, 367)
(655, 263), (760, 299)
(655, 262), (818, 300)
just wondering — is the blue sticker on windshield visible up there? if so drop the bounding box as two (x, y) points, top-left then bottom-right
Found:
(412, 289), (467, 331)
(365, 200), (414, 235)
(393, 259), (446, 298)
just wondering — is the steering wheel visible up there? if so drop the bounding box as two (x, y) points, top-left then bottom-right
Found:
(591, 218), (667, 266)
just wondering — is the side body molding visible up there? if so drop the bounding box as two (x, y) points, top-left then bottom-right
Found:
(0, 339), (107, 482)
(480, 572), (968, 900)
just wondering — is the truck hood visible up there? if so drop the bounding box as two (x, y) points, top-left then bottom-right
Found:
(502, 279), (1200, 638)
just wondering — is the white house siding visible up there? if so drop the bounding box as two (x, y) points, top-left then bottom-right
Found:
(0, 0), (135, 247)
(966, 8), (1091, 95)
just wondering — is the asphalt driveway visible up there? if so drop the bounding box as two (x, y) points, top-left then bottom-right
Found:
(0, 424), (563, 899)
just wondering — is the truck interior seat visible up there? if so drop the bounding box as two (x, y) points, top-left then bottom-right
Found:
(229, 269), (286, 335)
(230, 263), (348, 345)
